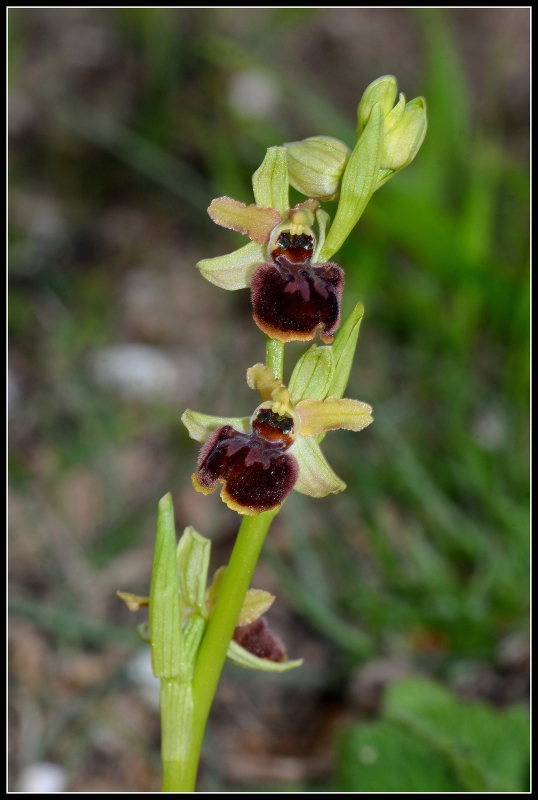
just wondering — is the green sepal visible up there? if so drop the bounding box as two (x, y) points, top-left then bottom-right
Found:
(313, 208), (331, 263)
(328, 302), (365, 400)
(292, 435), (346, 497)
(288, 345), (335, 405)
(176, 526), (211, 617)
(318, 102), (384, 261)
(149, 493), (186, 680)
(196, 241), (265, 291)
(181, 409), (251, 443)
(227, 639), (303, 672)
(252, 146), (289, 217)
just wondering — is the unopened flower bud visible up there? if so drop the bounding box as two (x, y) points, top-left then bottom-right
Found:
(285, 136), (351, 201)
(381, 95), (427, 172)
(356, 75), (398, 139)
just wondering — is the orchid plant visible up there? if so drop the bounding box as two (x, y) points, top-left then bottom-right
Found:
(118, 75), (426, 792)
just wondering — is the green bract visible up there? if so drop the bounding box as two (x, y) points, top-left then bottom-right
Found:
(317, 102), (385, 261)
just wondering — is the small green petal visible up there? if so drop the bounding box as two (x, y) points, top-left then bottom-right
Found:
(328, 302), (365, 400)
(197, 241), (265, 290)
(227, 639), (303, 672)
(208, 197), (281, 243)
(176, 526), (211, 616)
(312, 208), (331, 263)
(288, 345), (335, 405)
(318, 102), (384, 261)
(292, 435), (346, 498)
(246, 363), (284, 401)
(181, 410), (250, 443)
(252, 146), (289, 217)
(296, 397), (373, 437)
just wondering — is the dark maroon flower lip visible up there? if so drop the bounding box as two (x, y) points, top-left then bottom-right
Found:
(193, 410), (298, 515)
(233, 616), (286, 662)
(250, 230), (343, 344)
(251, 257), (343, 344)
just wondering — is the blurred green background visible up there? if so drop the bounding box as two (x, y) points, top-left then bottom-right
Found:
(8, 8), (529, 793)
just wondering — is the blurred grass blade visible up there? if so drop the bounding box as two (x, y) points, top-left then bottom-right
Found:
(48, 94), (211, 209)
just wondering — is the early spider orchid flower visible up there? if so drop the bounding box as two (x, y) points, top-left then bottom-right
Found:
(182, 305), (373, 514)
(197, 148), (344, 343)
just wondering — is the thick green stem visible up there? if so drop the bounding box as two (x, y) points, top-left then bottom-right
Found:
(265, 336), (284, 380)
(176, 509), (278, 791)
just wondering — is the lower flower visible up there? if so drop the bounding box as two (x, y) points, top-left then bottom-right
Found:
(183, 362), (373, 516)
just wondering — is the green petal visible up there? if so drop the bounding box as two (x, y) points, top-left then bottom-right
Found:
(227, 639), (303, 672)
(288, 345), (335, 405)
(296, 397), (373, 437)
(181, 410), (250, 443)
(208, 197), (281, 243)
(318, 102), (384, 261)
(176, 526), (211, 616)
(328, 302), (365, 399)
(197, 241), (265, 290)
(292, 435), (346, 497)
(252, 146), (289, 217)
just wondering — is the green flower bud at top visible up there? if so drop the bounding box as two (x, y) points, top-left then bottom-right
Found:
(356, 76), (427, 193)
(284, 136), (351, 201)
(356, 75), (398, 140)
(380, 95), (427, 173)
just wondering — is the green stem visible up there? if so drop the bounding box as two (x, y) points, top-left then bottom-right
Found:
(176, 509), (278, 791)
(265, 336), (284, 380)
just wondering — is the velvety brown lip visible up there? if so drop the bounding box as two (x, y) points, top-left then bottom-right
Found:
(195, 423), (299, 514)
(251, 258), (343, 343)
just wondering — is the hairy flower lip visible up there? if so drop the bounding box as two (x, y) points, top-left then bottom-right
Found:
(193, 421), (299, 515)
(251, 258), (343, 344)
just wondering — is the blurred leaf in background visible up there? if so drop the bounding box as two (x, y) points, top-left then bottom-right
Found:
(9, 7), (528, 792)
